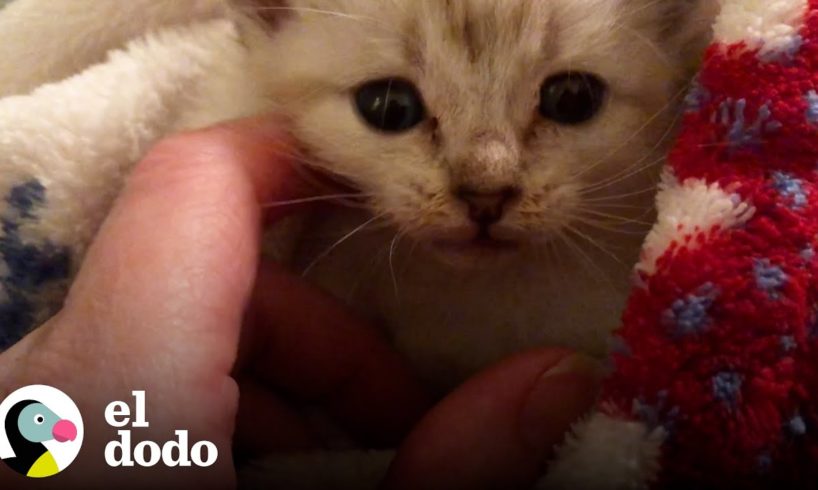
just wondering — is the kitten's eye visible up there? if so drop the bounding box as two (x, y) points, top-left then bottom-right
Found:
(355, 78), (426, 133)
(539, 72), (607, 125)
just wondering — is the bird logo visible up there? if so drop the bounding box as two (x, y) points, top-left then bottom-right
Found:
(0, 385), (83, 478)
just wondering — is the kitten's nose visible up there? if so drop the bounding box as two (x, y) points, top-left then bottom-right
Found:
(455, 186), (520, 226)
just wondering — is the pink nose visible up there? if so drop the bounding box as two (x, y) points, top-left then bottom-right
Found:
(52, 419), (77, 443)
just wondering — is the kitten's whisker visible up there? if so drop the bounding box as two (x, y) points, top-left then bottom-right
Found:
(581, 155), (658, 193)
(301, 213), (387, 277)
(249, 5), (379, 25)
(572, 84), (688, 180)
(576, 208), (654, 227)
(575, 221), (651, 236)
(554, 229), (613, 287)
(563, 223), (625, 267)
(248, 4), (400, 39)
(572, 214), (652, 236)
(585, 202), (649, 210)
(623, 0), (666, 19)
(578, 105), (680, 194)
(366, 218), (401, 231)
(388, 231), (405, 301)
(582, 105), (682, 190)
(581, 155), (666, 194)
(262, 193), (373, 208)
(278, 154), (378, 208)
(582, 185), (659, 202)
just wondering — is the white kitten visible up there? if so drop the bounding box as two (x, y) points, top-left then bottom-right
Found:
(223, 2), (718, 485)
(204, 0), (717, 390)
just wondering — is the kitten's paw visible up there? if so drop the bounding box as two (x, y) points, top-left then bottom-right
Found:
(536, 412), (664, 490)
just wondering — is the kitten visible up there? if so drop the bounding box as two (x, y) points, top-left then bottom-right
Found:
(218, 2), (718, 485)
(201, 0), (718, 390)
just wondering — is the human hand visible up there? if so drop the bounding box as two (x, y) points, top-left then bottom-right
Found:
(383, 349), (602, 490)
(0, 117), (430, 489)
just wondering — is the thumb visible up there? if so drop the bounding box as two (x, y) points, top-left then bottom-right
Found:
(63, 117), (301, 382)
(382, 349), (603, 490)
(0, 117), (302, 489)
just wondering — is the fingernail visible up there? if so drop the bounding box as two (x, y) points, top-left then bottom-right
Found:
(519, 354), (604, 451)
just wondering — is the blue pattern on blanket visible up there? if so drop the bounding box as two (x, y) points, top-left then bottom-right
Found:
(0, 180), (71, 350)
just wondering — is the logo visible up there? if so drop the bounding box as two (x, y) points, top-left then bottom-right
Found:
(0, 385), (83, 478)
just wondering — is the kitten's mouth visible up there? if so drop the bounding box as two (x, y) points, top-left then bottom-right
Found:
(425, 236), (521, 268)
(470, 235), (520, 251)
(431, 232), (521, 256)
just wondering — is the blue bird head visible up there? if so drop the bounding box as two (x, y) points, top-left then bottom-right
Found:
(17, 402), (76, 443)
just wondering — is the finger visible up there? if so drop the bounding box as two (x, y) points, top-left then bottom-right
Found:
(63, 117), (302, 378)
(15, 118), (308, 487)
(382, 349), (603, 490)
(234, 378), (318, 460)
(243, 260), (434, 447)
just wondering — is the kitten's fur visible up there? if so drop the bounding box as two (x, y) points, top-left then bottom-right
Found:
(0, 0), (718, 485)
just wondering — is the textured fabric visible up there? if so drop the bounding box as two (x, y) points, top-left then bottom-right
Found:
(0, 19), (242, 350)
(600, 0), (818, 487)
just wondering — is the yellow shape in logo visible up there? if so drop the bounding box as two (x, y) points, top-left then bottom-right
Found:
(27, 451), (60, 478)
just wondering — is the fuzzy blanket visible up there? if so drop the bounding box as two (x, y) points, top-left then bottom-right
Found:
(544, 1), (818, 488)
(1, 1), (816, 489)
(0, 3), (236, 350)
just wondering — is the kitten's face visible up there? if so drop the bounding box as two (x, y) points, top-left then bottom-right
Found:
(245, 0), (714, 264)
